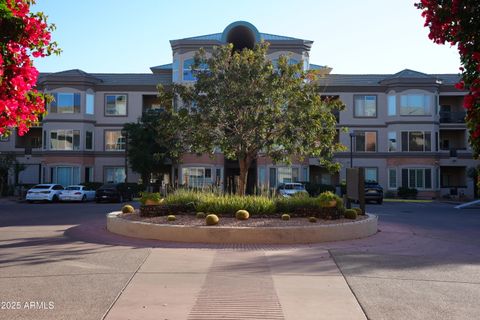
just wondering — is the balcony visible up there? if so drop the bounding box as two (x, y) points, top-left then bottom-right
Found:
(439, 111), (466, 123)
(439, 129), (467, 153)
(15, 128), (42, 150)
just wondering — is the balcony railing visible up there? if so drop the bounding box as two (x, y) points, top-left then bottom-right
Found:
(439, 111), (466, 123)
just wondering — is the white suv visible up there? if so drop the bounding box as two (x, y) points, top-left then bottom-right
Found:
(277, 183), (307, 197)
(26, 184), (64, 203)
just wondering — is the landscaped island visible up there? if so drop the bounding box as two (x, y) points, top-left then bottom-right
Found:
(106, 190), (378, 244)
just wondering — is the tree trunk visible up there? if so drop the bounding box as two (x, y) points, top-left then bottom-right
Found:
(238, 156), (250, 196)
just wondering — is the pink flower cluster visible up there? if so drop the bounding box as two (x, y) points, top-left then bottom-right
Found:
(416, 0), (480, 153)
(0, 0), (56, 136)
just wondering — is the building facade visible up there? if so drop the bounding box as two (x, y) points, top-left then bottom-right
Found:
(1, 21), (477, 199)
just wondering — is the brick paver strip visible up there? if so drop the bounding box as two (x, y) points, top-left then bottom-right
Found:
(188, 251), (285, 320)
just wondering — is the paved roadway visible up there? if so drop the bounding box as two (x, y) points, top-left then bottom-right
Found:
(0, 199), (479, 319)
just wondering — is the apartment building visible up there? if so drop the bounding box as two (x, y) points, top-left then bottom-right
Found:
(1, 21), (477, 199)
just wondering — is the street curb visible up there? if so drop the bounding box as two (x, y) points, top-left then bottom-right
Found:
(106, 212), (378, 244)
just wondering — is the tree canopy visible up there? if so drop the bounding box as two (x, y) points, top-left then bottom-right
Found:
(165, 42), (344, 194)
(123, 108), (189, 185)
(0, 0), (60, 136)
(416, 1), (480, 157)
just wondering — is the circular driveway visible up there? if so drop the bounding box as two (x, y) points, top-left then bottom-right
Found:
(0, 199), (479, 319)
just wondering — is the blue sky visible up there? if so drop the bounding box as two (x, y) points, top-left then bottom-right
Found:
(32, 0), (460, 75)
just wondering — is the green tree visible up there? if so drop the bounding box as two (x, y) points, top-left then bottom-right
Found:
(0, 152), (24, 195)
(123, 108), (189, 185)
(167, 42), (344, 195)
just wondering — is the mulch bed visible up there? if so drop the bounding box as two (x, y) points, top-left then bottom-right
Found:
(121, 211), (368, 228)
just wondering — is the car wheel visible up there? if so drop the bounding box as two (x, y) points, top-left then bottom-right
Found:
(27, 200), (33, 204)
(52, 195), (59, 203)
(82, 195), (87, 202)
(377, 199), (383, 204)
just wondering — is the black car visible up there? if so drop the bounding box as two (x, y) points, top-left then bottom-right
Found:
(364, 181), (383, 204)
(95, 183), (133, 203)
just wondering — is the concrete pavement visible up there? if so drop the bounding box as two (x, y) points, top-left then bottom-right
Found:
(0, 200), (479, 319)
(105, 249), (365, 320)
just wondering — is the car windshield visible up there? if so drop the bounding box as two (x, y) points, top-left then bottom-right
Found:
(32, 185), (51, 189)
(66, 186), (81, 190)
(293, 185), (305, 190)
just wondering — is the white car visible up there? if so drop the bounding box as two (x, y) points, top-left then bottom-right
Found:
(277, 183), (308, 197)
(59, 185), (96, 202)
(26, 184), (64, 203)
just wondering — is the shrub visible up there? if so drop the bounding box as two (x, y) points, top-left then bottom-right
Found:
(167, 215), (176, 221)
(205, 214), (219, 226)
(397, 187), (418, 199)
(235, 209), (250, 220)
(196, 195), (275, 216)
(303, 183), (335, 197)
(196, 212), (206, 219)
(344, 209), (357, 219)
(276, 196), (320, 214)
(385, 190), (396, 198)
(164, 189), (206, 208)
(291, 191), (309, 198)
(281, 214), (291, 221)
(121, 204), (135, 213)
(318, 191), (340, 207)
(353, 207), (363, 215)
(140, 192), (163, 205)
(308, 216), (318, 223)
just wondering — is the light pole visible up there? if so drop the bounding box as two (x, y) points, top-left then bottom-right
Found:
(349, 132), (355, 168)
(121, 129), (128, 183)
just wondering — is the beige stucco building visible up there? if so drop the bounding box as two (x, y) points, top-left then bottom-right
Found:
(1, 21), (478, 199)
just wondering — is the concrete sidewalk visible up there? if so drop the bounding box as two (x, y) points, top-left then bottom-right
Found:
(105, 248), (366, 320)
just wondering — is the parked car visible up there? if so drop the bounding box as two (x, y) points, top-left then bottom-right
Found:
(59, 185), (96, 202)
(95, 183), (133, 203)
(277, 183), (307, 197)
(26, 184), (64, 203)
(364, 181), (383, 204)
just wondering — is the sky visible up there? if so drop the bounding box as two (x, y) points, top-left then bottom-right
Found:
(32, 0), (460, 75)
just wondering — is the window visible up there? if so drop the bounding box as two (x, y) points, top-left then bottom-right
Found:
(183, 58), (195, 81)
(258, 167), (266, 187)
(355, 131), (377, 152)
(302, 167), (309, 182)
(86, 94), (94, 115)
(85, 167), (94, 183)
(51, 166), (80, 186)
(105, 94), (127, 116)
(354, 95), (377, 117)
(401, 131), (431, 152)
(86, 131), (93, 150)
(269, 167), (277, 188)
(277, 167), (300, 184)
(50, 93), (80, 114)
(215, 168), (223, 185)
(181, 167), (212, 187)
(182, 58), (207, 81)
(105, 130), (125, 151)
(105, 167), (125, 183)
(364, 168), (378, 183)
(388, 132), (397, 152)
(400, 94), (431, 115)
(388, 168), (397, 189)
(50, 130), (80, 150)
(172, 58), (179, 82)
(388, 95), (396, 116)
(401, 168), (432, 189)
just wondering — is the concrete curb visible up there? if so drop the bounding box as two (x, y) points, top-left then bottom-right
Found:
(106, 212), (378, 244)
